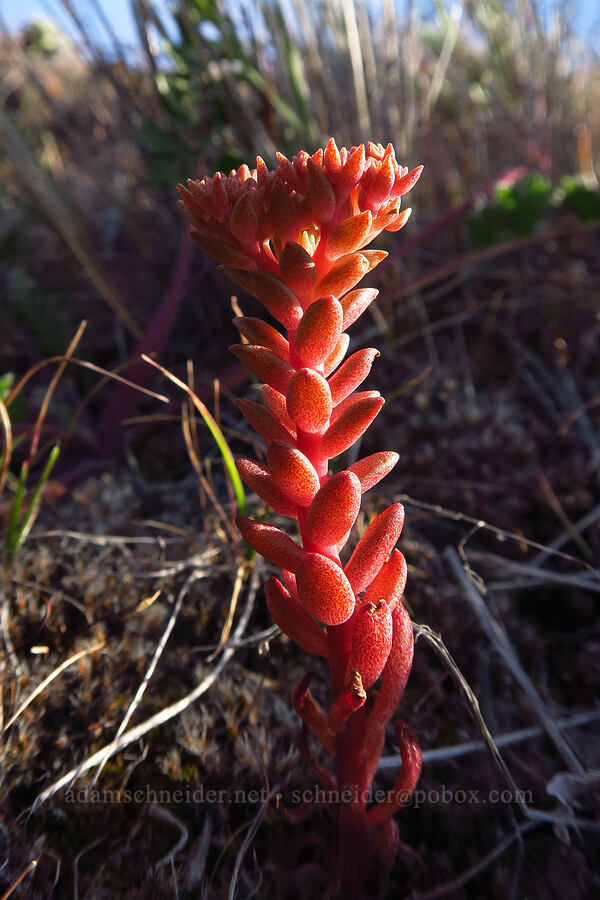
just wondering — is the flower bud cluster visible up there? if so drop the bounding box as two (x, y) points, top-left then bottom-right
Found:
(179, 139), (422, 850)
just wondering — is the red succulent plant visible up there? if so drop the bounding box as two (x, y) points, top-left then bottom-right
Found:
(178, 138), (422, 894)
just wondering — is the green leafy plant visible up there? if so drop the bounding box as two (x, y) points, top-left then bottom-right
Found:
(559, 176), (600, 222)
(469, 173), (554, 247)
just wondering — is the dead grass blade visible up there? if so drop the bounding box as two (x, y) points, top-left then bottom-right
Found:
(413, 619), (599, 831)
(2, 640), (105, 735)
(31, 559), (262, 809)
(339, 0), (372, 135)
(28, 320), (86, 463)
(6, 356), (169, 410)
(401, 822), (537, 900)
(207, 562), (248, 663)
(142, 354), (246, 518)
(0, 397), (12, 499)
(398, 493), (594, 568)
(0, 859), (38, 900)
(228, 780), (277, 900)
(89, 580), (183, 786)
(0, 105), (140, 338)
(444, 546), (585, 775)
(380, 709), (600, 768)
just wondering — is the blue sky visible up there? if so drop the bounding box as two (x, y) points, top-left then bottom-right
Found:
(2, 0), (598, 51)
(1, 0), (155, 48)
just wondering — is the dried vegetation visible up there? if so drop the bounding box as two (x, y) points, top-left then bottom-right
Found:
(1, 1), (599, 897)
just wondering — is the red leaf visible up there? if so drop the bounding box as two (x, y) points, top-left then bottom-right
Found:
(236, 516), (305, 571)
(340, 287), (379, 330)
(367, 602), (414, 737)
(328, 348), (379, 405)
(265, 577), (328, 657)
(314, 252), (369, 299)
(304, 471), (362, 548)
(296, 553), (356, 625)
(235, 398), (295, 445)
(230, 344), (293, 394)
(236, 458), (297, 517)
(347, 451), (399, 493)
(279, 240), (318, 297)
(323, 333), (350, 376)
(326, 210), (373, 257)
(348, 600), (393, 689)
(364, 549), (407, 607)
(286, 368), (333, 434)
(294, 296), (343, 367)
(222, 267), (303, 328)
(344, 503), (405, 593)
(320, 394), (384, 458)
(267, 440), (321, 507)
(233, 316), (290, 361)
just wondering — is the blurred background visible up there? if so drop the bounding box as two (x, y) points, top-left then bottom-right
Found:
(2, 0), (599, 484)
(1, 2), (599, 898)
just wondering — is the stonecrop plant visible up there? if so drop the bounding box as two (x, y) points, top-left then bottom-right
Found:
(178, 139), (422, 893)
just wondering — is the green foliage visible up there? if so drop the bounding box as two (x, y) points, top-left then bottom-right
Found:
(469, 172), (600, 248)
(4, 444), (60, 565)
(559, 177), (600, 222)
(0, 373), (14, 404)
(469, 174), (554, 248)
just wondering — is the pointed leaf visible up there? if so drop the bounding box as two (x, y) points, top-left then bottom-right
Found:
(265, 577), (328, 657)
(320, 394), (384, 458)
(230, 344), (293, 394)
(236, 516), (304, 571)
(235, 398), (295, 445)
(364, 549), (407, 606)
(348, 451), (399, 493)
(222, 267), (302, 328)
(314, 252), (369, 298)
(340, 288), (379, 330)
(348, 600), (393, 689)
(323, 333), (350, 376)
(233, 317), (289, 361)
(236, 458), (297, 516)
(328, 348), (379, 405)
(279, 240), (318, 297)
(344, 503), (405, 593)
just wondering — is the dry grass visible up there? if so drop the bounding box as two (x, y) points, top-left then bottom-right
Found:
(1, 1), (600, 896)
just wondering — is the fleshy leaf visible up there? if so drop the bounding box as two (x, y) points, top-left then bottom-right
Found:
(265, 577), (328, 657)
(286, 368), (333, 433)
(236, 516), (305, 571)
(348, 600), (393, 689)
(230, 344), (293, 394)
(344, 503), (405, 593)
(296, 553), (356, 625)
(267, 440), (321, 507)
(328, 348), (379, 405)
(320, 394), (384, 458)
(347, 451), (399, 493)
(294, 296), (343, 367)
(304, 471), (362, 548)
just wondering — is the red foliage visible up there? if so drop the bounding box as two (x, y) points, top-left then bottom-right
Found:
(179, 138), (423, 893)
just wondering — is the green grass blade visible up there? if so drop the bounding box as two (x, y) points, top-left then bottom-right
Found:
(141, 356), (246, 518)
(10, 444), (61, 560)
(6, 460), (29, 560)
(191, 400), (247, 518)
